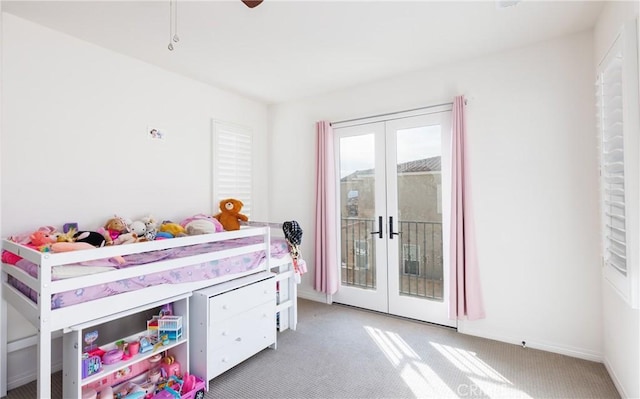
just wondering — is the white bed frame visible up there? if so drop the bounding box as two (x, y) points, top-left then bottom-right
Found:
(0, 225), (297, 398)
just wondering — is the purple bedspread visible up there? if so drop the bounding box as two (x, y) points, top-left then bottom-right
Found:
(7, 237), (290, 309)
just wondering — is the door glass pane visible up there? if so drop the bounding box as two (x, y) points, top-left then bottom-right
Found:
(395, 126), (443, 300)
(339, 134), (377, 290)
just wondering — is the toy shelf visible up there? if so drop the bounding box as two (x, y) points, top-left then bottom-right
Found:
(62, 294), (190, 398)
(80, 332), (187, 386)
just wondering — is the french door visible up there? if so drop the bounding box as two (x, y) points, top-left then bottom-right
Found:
(332, 108), (455, 327)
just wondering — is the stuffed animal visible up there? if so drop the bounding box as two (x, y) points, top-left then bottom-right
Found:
(129, 220), (147, 240)
(104, 216), (129, 242)
(142, 215), (158, 241)
(51, 242), (96, 252)
(56, 228), (78, 243)
(74, 231), (108, 247)
(10, 225), (56, 246)
(159, 221), (187, 238)
(180, 214), (224, 235)
(114, 232), (138, 245)
(214, 198), (248, 231)
(29, 230), (57, 247)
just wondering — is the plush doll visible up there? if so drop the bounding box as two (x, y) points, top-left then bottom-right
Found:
(104, 216), (129, 242)
(214, 198), (249, 231)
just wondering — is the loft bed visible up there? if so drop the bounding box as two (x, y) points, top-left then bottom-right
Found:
(1, 225), (299, 398)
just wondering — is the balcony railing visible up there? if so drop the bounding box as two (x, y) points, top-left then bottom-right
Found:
(341, 218), (443, 300)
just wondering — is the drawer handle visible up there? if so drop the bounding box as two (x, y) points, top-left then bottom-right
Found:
(235, 337), (242, 342)
(222, 305), (228, 310)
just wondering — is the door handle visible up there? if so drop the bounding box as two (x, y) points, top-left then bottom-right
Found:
(389, 216), (401, 239)
(370, 216), (383, 239)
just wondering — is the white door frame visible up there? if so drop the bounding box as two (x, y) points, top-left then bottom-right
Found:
(331, 105), (455, 327)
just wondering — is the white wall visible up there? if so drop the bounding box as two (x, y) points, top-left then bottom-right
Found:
(269, 30), (603, 360)
(594, 2), (640, 398)
(1, 12), (269, 342)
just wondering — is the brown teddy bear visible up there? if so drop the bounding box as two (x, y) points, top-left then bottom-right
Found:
(214, 198), (248, 231)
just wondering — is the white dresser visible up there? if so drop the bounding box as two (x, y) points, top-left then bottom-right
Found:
(189, 271), (276, 389)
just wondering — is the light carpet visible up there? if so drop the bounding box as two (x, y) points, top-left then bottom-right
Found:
(3, 298), (619, 399)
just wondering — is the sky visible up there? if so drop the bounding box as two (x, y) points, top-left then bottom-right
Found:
(339, 125), (441, 178)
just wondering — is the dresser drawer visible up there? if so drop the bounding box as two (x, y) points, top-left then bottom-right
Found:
(209, 300), (275, 350)
(209, 277), (275, 322)
(207, 305), (276, 377)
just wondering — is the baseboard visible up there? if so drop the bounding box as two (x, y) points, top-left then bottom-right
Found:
(603, 356), (629, 398)
(297, 289), (328, 303)
(6, 335), (63, 391)
(458, 325), (603, 363)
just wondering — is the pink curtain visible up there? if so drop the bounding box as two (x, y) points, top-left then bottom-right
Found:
(314, 121), (339, 295)
(450, 96), (485, 320)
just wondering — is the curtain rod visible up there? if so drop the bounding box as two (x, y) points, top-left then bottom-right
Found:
(331, 101), (455, 125)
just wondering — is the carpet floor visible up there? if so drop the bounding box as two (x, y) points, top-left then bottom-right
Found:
(4, 298), (620, 399)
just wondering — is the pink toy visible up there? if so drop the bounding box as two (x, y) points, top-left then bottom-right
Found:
(160, 359), (180, 377)
(2, 250), (23, 264)
(150, 375), (206, 399)
(127, 341), (140, 356)
(50, 242), (95, 252)
(29, 230), (56, 247)
(102, 348), (124, 365)
(181, 372), (195, 393)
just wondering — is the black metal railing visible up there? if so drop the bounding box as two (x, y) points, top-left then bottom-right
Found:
(341, 218), (443, 300)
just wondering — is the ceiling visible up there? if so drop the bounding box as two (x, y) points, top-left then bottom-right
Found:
(2, 0), (604, 104)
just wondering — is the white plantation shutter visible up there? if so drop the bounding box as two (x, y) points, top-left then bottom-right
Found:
(213, 121), (252, 216)
(596, 19), (640, 307)
(597, 43), (626, 276)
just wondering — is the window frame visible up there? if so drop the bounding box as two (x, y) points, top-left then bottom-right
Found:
(597, 19), (640, 308)
(212, 120), (253, 217)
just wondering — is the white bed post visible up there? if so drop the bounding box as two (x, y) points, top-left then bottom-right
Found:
(0, 4), (6, 393)
(1, 296), (7, 397)
(289, 265), (297, 331)
(38, 254), (54, 398)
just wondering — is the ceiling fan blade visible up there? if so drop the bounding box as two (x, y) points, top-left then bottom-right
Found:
(241, 0), (263, 8)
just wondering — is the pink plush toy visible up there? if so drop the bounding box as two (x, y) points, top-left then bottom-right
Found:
(29, 230), (57, 247)
(51, 242), (95, 252)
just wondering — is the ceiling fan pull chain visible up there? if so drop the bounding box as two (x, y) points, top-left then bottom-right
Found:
(167, 0), (174, 50)
(173, 0), (180, 43)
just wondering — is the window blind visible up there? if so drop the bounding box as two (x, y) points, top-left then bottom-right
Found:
(597, 41), (626, 276)
(213, 121), (252, 216)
